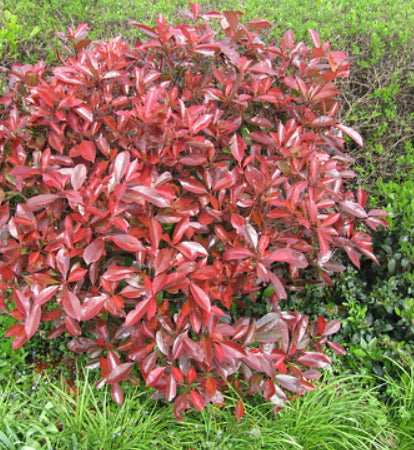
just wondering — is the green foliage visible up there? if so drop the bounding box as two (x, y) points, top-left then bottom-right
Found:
(381, 358), (414, 449)
(0, 10), (40, 59)
(0, 369), (401, 449)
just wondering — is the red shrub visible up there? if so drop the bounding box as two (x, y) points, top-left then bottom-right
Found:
(0, 5), (387, 419)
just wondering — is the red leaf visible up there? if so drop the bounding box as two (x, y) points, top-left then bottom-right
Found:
(124, 298), (151, 327)
(102, 265), (136, 282)
(179, 178), (208, 195)
(172, 367), (184, 383)
(26, 194), (60, 212)
(79, 140), (96, 162)
(68, 268), (88, 283)
(113, 151), (130, 181)
(67, 337), (96, 353)
(297, 352), (332, 368)
(191, 114), (213, 134)
(125, 186), (171, 208)
(336, 124), (364, 147)
(81, 296), (105, 320)
(75, 106), (93, 123)
(324, 320), (341, 336)
(111, 384), (124, 405)
(111, 234), (144, 252)
(166, 375), (177, 402)
(34, 286), (59, 306)
(340, 201), (367, 219)
(83, 239), (104, 265)
(220, 341), (245, 359)
(223, 247), (253, 260)
(146, 366), (167, 387)
(106, 362), (135, 384)
(71, 164), (87, 190)
(327, 341), (346, 355)
(235, 400), (245, 421)
(25, 304), (41, 339)
(63, 289), (82, 321)
(176, 241), (208, 259)
(190, 283), (211, 312)
(308, 29), (321, 47)
(268, 248), (308, 268)
(275, 375), (303, 394)
(190, 390), (205, 410)
(173, 393), (189, 421)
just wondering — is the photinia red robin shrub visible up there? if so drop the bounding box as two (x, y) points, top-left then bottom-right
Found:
(0, 4), (387, 419)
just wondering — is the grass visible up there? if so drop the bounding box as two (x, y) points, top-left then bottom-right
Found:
(1, 363), (413, 449)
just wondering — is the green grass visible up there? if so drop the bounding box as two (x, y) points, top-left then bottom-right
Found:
(1, 365), (413, 449)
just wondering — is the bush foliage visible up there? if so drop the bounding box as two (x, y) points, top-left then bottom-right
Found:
(0, 6), (387, 418)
